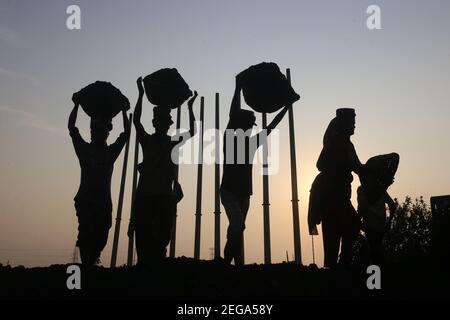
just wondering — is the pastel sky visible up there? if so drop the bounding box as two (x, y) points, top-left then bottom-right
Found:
(1, 0), (449, 267)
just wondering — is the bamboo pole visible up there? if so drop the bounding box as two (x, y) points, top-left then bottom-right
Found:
(214, 93), (221, 258)
(194, 97), (205, 259)
(238, 92), (245, 265)
(262, 113), (271, 264)
(286, 68), (302, 265)
(126, 130), (139, 266)
(110, 113), (133, 268)
(169, 106), (182, 258)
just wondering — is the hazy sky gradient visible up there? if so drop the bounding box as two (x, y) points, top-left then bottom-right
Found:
(1, 0), (450, 266)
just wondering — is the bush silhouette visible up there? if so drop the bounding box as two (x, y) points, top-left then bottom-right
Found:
(384, 196), (432, 263)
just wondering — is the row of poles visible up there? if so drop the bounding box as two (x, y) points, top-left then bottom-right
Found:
(110, 69), (303, 268)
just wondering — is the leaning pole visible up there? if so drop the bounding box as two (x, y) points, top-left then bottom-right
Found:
(194, 97), (205, 259)
(214, 93), (221, 258)
(169, 106), (182, 258)
(286, 68), (302, 265)
(262, 113), (272, 264)
(110, 113), (133, 268)
(127, 131), (139, 266)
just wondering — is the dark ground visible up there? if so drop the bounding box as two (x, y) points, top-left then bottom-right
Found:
(1, 256), (449, 300)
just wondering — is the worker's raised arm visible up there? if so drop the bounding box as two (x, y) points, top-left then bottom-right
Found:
(68, 97), (79, 131)
(229, 74), (244, 118)
(134, 77), (148, 142)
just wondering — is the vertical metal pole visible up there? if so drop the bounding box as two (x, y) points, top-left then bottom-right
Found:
(238, 92), (246, 265)
(169, 106), (181, 258)
(286, 68), (302, 265)
(311, 235), (316, 265)
(194, 98), (205, 259)
(110, 113), (133, 268)
(262, 113), (272, 264)
(214, 93), (221, 258)
(127, 131), (139, 266)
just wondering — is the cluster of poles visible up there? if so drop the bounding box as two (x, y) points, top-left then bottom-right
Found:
(109, 68), (306, 267)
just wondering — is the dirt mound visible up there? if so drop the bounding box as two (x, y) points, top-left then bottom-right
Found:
(0, 257), (446, 300)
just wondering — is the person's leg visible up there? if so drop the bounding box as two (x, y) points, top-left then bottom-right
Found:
(135, 223), (150, 266)
(221, 190), (235, 265)
(221, 190), (246, 265)
(75, 202), (96, 265)
(241, 196), (250, 223)
(134, 198), (153, 267)
(234, 196), (250, 266)
(140, 196), (173, 262)
(373, 232), (385, 266)
(154, 196), (176, 259)
(91, 207), (111, 264)
(322, 213), (341, 268)
(224, 238), (237, 265)
(134, 224), (144, 265)
(365, 230), (375, 265)
(339, 203), (361, 266)
(366, 230), (384, 266)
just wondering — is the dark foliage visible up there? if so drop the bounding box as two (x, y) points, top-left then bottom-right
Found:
(384, 196), (432, 263)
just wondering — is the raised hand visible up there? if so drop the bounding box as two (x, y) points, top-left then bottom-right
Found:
(71, 93), (80, 106)
(137, 76), (144, 96)
(68, 96), (80, 130)
(188, 90), (198, 109)
(235, 71), (246, 89)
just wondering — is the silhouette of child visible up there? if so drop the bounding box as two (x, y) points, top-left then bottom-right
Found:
(220, 73), (289, 266)
(68, 99), (129, 265)
(131, 77), (197, 266)
(357, 153), (399, 266)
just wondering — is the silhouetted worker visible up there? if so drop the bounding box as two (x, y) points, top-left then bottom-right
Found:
(308, 108), (363, 268)
(358, 153), (399, 266)
(220, 74), (289, 266)
(131, 77), (197, 266)
(68, 98), (130, 266)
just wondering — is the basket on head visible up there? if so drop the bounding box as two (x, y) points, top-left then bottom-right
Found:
(365, 153), (400, 186)
(359, 153), (400, 203)
(240, 62), (300, 113)
(143, 68), (192, 109)
(72, 81), (130, 119)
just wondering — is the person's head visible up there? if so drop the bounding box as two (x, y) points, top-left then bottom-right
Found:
(152, 106), (173, 135)
(90, 118), (112, 145)
(152, 117), (173, 134)
(336, 108), (356, 136)
(230, 109), (256, 131)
